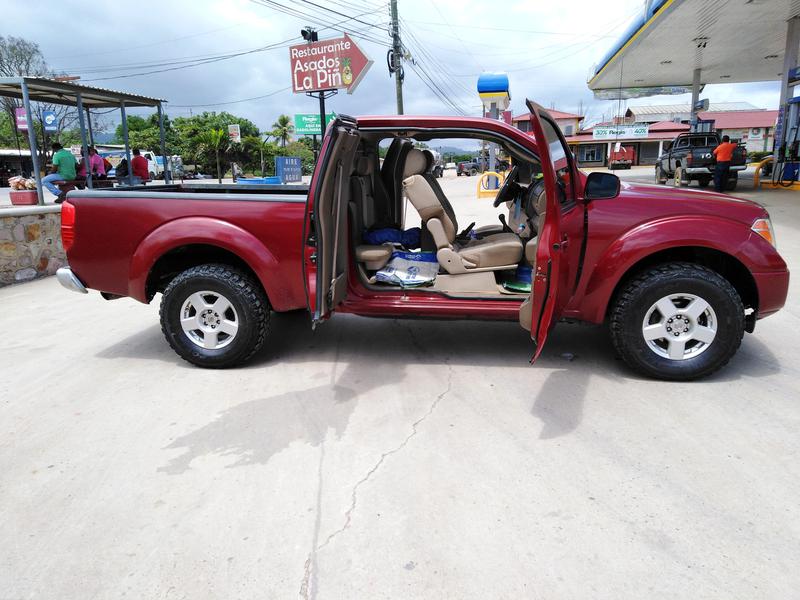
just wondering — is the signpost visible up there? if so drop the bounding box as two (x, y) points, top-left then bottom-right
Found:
(294, 113), (336, 136)
(276, 156), (303, 183)
(289, 33), (372, 95)
(289, 32), (372, 159)
(42, 110), (58, 133)
(15, 107), (27, 132)
(228, 124), (241, 144)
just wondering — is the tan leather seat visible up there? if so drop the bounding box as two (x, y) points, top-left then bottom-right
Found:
(402, 149), (523, 274)
(356, 245), (393, 270)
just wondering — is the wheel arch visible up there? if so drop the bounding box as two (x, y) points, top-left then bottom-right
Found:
(129, 217), (286, 308)
(605, 246), (758, 331)
(146, 244), (265, 303)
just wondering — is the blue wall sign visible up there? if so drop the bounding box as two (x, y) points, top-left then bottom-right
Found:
(42, 111), (58, 132)
(276, 156), (302, 183)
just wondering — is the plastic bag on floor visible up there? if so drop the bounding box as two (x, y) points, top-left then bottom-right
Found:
(375, 251), (438, 287)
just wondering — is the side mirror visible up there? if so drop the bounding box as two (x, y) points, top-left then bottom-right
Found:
(585, 171), (620, 200)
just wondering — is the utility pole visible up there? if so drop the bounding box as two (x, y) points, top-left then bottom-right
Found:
(389, 0), (404, 114)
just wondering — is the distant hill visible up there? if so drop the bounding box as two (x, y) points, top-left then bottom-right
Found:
(92, 132), (116, 144)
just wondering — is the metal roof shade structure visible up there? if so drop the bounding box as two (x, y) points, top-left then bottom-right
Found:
(589, 0), (800, 92)
(0, 76), (171, 205)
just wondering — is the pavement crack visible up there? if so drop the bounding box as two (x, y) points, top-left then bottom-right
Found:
(317, 362), (454, 553)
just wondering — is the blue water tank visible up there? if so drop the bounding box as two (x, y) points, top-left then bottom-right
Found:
(477, 72), (509, 94)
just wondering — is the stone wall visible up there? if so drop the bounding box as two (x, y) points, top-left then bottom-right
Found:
(0, 206), (65, 286)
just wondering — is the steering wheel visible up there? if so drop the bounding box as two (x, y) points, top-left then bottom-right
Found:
(493, 165), (520, 207)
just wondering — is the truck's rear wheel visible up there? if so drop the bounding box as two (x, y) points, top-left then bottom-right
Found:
(655, 165), (668, 184)
(698, 176), (711, 188)
(726, 174), (738, 191)
(160, 264), (269, 368)
(609, 263), (744, 380)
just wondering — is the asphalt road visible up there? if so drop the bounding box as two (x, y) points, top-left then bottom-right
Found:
(2, 173), (799, 599)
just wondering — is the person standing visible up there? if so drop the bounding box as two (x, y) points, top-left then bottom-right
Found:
(131, 148), (149, 185)
(41, 142), (76, 202)
(712, 135), (737, 193)
(76, 146), (106, 181)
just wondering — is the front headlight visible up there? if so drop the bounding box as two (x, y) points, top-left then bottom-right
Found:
(752, 217), (777, 248)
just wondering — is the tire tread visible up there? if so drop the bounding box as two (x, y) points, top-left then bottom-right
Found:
(609, 262), (744, 380)
(159, 264), (269, 368)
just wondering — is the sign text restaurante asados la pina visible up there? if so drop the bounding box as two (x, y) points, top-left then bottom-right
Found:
(289, 34), (372, 95)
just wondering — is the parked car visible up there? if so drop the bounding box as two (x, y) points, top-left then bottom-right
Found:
(655, 132), (747, 190)
(56, 101), (789, 380)
(456, 160), (480, 176)
(609, 145), (635, 170)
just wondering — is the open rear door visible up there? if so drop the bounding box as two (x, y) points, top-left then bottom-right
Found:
(303, 117), (360, 324)
(522, 99), (569, 362)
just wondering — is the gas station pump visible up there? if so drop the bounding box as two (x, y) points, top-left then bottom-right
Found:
(477, 73), (510, 191)
(773, 69), (800, 186)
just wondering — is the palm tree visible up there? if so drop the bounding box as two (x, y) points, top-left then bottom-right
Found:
(244, 135), (275, 176)
(271, 114), (293, 148)
(199, 128), (227, 183)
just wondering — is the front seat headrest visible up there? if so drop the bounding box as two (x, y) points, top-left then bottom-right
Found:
(421, 149), (435, 172)
(403, 148), (430, 179)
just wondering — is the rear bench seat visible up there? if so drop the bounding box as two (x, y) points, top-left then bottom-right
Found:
(350, 154), (393, 271)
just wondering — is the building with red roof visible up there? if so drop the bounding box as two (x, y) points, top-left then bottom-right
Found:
(697, 110), (778, 153)
(512, 109), (584, 137)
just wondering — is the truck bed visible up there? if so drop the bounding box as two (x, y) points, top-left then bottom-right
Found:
(64, 185), (309, 310)
(102, 183), (310, 196)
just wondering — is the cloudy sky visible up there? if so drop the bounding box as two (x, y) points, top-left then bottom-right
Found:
(9, 0), (782, 133)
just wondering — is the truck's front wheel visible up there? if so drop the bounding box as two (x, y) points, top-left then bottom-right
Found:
(609, 263), (744, 380)
(160, 264), (269, 368)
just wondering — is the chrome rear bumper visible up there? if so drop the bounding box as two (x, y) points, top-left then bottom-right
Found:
(56, 267), (88, 294)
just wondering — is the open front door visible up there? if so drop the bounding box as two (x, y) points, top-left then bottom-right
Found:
(521, 99), (573, 362)
(303, 117), (360, 324)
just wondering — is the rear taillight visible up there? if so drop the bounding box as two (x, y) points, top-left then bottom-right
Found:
(61, 201), (75, 252)
(686, 153), (692, 165)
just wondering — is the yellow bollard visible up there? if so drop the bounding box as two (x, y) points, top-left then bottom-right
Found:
(753, 156), (773, 188)
(476, 171), (505, 199)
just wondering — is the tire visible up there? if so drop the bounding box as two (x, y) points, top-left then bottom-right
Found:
(160, 264), (269, 368)
(655, 165), (668, 184)
(698, 176), (711, 188)
(609, 263), (744, 381)
(470, 169), (477, 176)
(149, 171), (156, 181)
(457, 172), (462, 177)
(673, 166), (685, 187)
(725, 175), (738, 191)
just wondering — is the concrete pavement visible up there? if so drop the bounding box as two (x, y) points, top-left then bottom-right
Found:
(1, 174), (799, 599)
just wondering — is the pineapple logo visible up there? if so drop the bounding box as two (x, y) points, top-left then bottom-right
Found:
(342, 57), (353, 85)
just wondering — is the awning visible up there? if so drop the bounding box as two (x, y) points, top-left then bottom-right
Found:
(0, 77), (165, 108)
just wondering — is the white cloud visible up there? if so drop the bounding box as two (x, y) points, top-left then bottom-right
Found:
(5, 0), (785, 134)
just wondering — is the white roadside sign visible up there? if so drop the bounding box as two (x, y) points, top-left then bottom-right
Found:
(593, 124), (649, 140)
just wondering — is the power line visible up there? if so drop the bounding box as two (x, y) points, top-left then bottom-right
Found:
(171, 86), (292, 108)
(404, 20), (622, 38)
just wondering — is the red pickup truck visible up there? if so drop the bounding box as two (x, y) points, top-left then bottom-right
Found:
(56, 101), (789, 380)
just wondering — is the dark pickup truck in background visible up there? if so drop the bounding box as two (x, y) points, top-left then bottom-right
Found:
(655, 132), (747, 190)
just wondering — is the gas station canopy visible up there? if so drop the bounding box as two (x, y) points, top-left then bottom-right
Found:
(588, 0), (800, 95)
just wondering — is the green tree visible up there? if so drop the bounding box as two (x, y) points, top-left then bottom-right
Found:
(271, 114), (293, 148)
(198, 128), (228, 183)
(243, 135), (279, 176)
